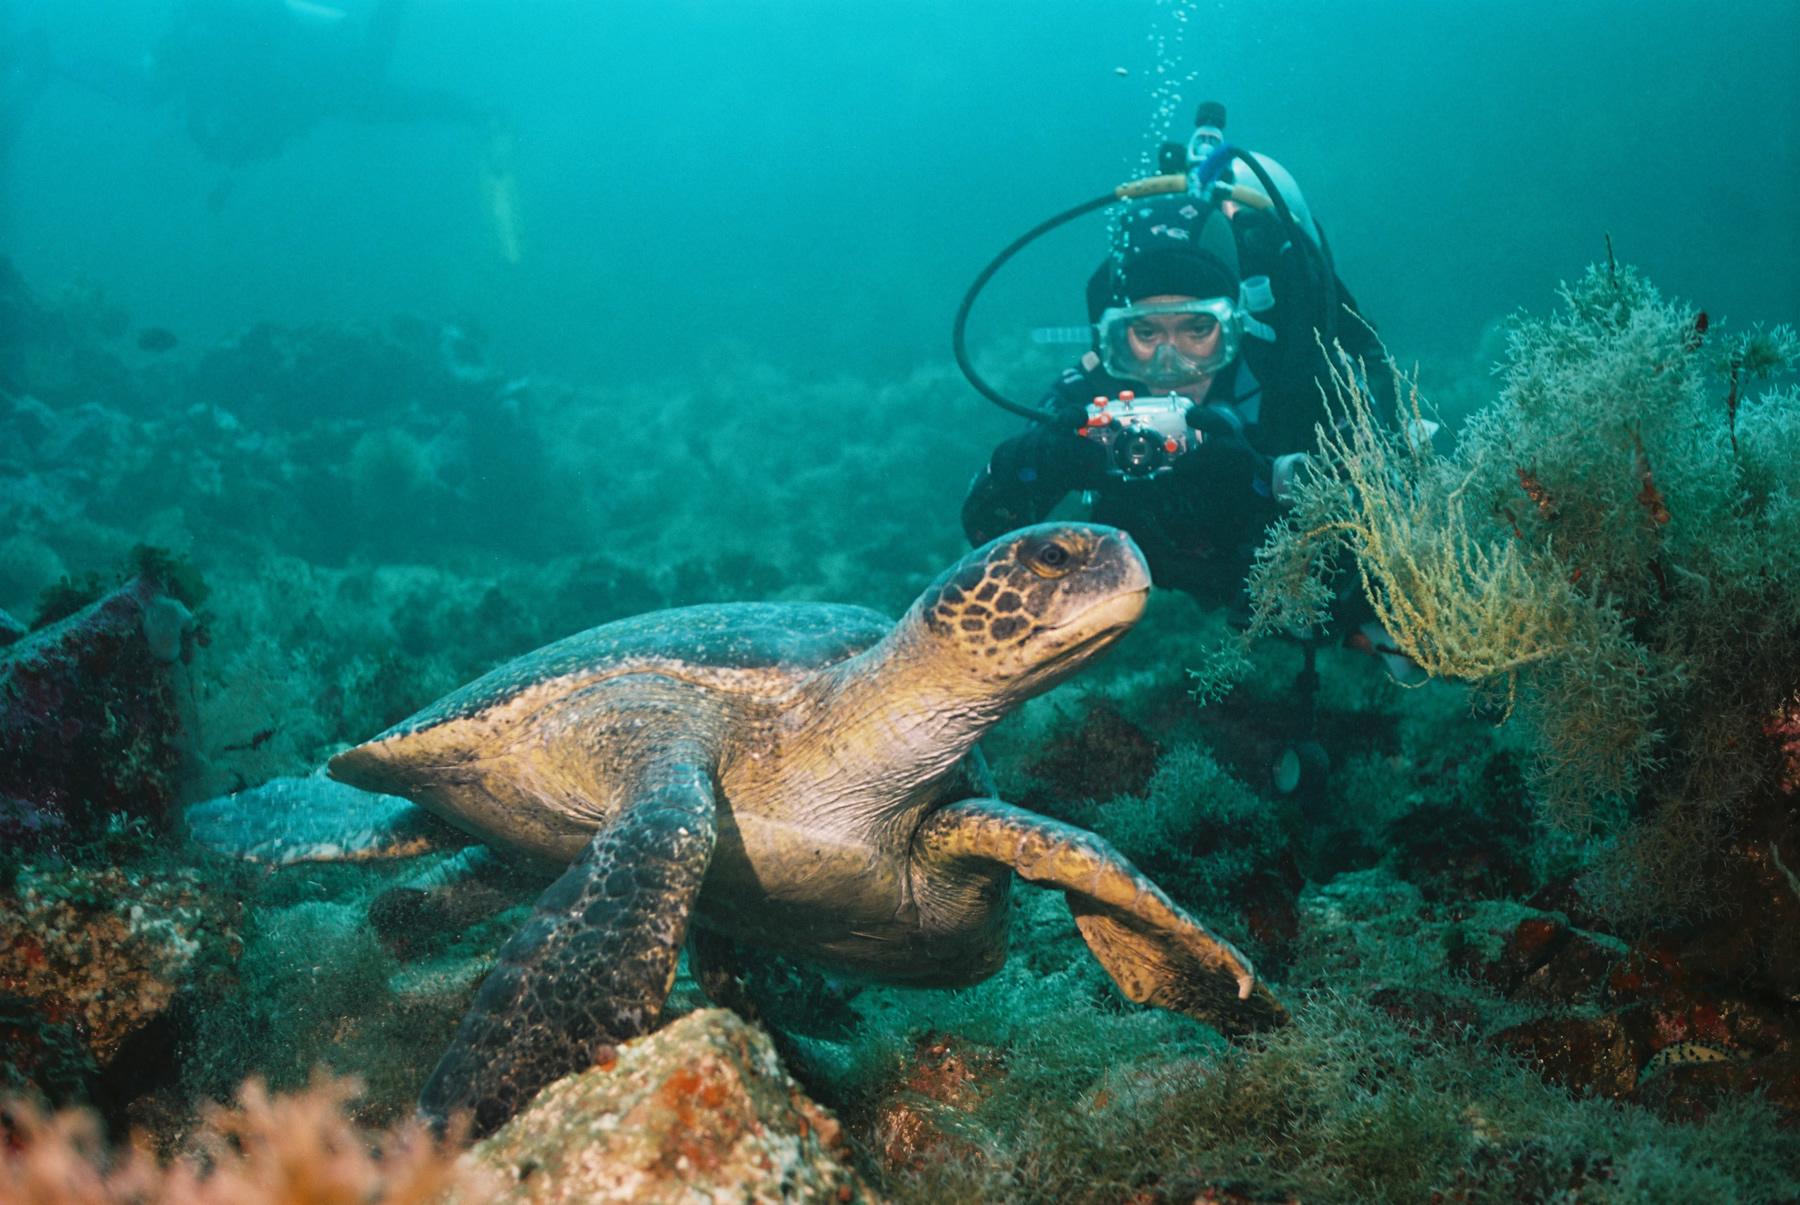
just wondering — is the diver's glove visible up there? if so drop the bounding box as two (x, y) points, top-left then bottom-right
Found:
(964, 407), (1105, 546)
(1175, 404), (1279, 538)
(1004, 406), (1109, 490)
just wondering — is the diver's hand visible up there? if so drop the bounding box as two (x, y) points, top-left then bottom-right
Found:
(1175, 406), (1275, 537)
(1183, 402), (1244, 442)
(1180, 406), (1261, 485)
(1020, 406), (1109, 487)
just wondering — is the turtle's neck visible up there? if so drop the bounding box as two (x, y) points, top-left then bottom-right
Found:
(798, 603), (1009, 800)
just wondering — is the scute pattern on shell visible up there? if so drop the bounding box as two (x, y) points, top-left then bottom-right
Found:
(375, 602), (892, 743)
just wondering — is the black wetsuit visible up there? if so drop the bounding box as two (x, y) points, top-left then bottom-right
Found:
(961, 357), (1280, 610)
(961, 204), (1389, 610)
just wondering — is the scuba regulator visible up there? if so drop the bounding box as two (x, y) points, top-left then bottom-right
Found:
(952, 101), (1340, 421)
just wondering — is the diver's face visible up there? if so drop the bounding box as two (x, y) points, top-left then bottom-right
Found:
(1124, 293), (1223, 374)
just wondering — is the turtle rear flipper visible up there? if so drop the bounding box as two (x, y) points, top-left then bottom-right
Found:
(419, 744), (718, 1138)
(185, 773), (473, 865)
(916, 798), (1286, 1035)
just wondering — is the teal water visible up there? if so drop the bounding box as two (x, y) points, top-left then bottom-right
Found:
(8, 1), (1796, 382)
(4, 2), (1800, 1199)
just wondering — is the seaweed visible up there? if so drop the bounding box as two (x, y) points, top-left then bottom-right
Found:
(127, 544), (210, 611)
(1248, 261), (1800, 928)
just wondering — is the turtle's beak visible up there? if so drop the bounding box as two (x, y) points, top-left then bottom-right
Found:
(1028, 580), (1149, 687)
(1064, 528), (1152, 631)
(1078, 579), (1150, 630)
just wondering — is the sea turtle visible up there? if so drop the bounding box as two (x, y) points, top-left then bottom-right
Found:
(190, 522), (1283, 1136)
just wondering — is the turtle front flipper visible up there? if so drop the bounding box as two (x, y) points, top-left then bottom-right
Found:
(419, 750), (717, 1138)
(915, 798), (1286, 1035)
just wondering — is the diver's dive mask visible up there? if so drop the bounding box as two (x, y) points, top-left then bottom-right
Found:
(1095, 297), (1243, 390)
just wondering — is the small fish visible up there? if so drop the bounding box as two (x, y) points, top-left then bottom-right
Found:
(1114, 66), (1129, 76)
(137, 327), (179, 353)
(222, 727), (277, 753)
(1639, 1040), (1734, 1083)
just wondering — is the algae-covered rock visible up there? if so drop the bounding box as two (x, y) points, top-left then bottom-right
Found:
(867, 1032), (1005, 1174)
(0, 607), (27, 645)
(0, 574), (192, 845)
(467, 1008), (870, 1203)
(0, 863), (240, 1092)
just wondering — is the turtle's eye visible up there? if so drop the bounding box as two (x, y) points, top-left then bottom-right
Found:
(1026, 539), (1075, 578)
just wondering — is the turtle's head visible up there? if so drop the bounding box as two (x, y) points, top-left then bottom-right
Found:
(912, 523), (1151, 701)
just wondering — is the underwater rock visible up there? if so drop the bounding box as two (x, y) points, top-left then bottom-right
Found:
(1448, 913), (1621, 1004)
(869, 1032), (1006, 1174)
(1386, 799), (1533, 902)
(1455, 911), (1566, 985)
(1385, 753), (1533, 903)
(0, 864), (240, 1095)
(0, 794), (67, 850)
(0, 259), (139, 413)
(1521, 873), (1611, 933)
(1513, 929), (1620, 1005)
(1662, 821), (1800, 1003)
(1489, 1014), (1646, 1100)
(1235, 860), (1304, 969)
(668, 552), (789, 606)
(0, 992), (99, 1111)
(1631, 987), (1794, 1060)
(135, 327), (178, 354)
(0, 574), (191, 845)
(188, 319), (496, 428)
(186, 773), (450, 866)
(0, 533), (66, 616)
(467, 1008), (866, 1203)
(1630, 1052), (1800, 1127)
(1601, 939), (1689, 1002)
(1477, 918), (1800, 1119)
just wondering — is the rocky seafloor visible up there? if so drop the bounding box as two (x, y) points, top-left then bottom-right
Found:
(2, 257), (1798, 1203)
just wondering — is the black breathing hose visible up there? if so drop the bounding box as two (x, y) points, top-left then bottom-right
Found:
(951, 191), (1121, 421)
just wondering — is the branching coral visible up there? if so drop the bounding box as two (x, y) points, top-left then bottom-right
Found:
(1265, 353), (1602, 689)
(1249, 262), (1800, 919)
(1250, 343), (1661, 828)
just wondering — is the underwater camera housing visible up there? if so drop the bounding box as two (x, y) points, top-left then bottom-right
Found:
(1076, 391), (1196, 480)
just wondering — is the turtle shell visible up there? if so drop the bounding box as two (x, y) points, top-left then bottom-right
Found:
(330, 601), (890, 794)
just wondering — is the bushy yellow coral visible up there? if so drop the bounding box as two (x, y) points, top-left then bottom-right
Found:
(1251, 342), (1660, 830)
(1250, 263), (1799, 881)
(1302, 353), (1597, 689)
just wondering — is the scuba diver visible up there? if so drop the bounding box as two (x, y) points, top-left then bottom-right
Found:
(955, 101), (1412, 794)
(159, 0), (523, 248)
(37, 0), (522, 252)
(960, 101), (1389, 607)
(150, 0), (488, 168)
(961, 191), (1286, 607)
